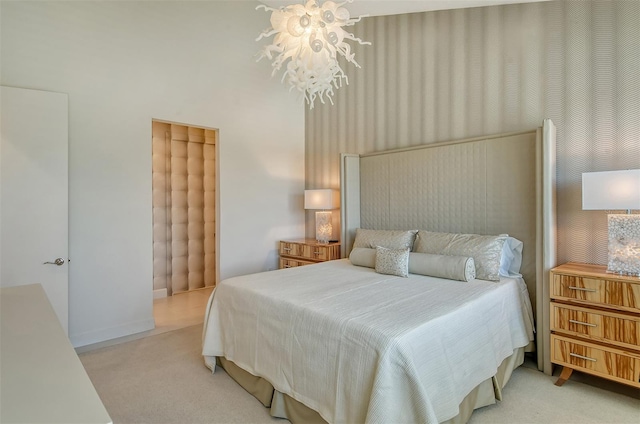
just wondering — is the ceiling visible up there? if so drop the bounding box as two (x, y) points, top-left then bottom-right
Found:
(260, 0), (550, 17)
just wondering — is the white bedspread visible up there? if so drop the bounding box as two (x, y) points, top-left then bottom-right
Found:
(202, 259), (534, 424)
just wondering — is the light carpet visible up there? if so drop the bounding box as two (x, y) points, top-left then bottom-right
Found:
(80, 324), (640, 424)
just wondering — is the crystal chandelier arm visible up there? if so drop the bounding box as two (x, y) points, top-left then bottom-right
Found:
(340, 14), (369, 27)
(255, 4), (277, 13)
(342, 31), (372, 46)
(256, 43), (285, 63)
(256, 28), (278, 42)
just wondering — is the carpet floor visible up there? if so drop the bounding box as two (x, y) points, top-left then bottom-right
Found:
(80, 324), (640, 424)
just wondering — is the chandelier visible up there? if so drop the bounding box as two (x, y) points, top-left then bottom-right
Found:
(256, 0), (370, 108)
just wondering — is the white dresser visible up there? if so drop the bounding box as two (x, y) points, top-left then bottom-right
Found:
(0, 284), (112, 424)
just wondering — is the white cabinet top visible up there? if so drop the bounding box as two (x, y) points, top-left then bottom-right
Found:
(0, 284), (112, 424)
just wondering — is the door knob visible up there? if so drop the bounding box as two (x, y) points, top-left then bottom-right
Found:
(43, 258), (65, 266)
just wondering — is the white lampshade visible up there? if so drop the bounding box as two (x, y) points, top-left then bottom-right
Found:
(304, 189), (339, 210)
(582, 169), (640, 211)
(304, 189), (339, 244)
(582, 169), (640, 276)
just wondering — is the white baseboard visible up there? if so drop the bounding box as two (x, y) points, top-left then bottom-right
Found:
(70, 318), (155, 349)
(153, 288), (167, 299)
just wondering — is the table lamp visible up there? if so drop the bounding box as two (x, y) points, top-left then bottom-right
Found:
(582, 169), (640, 276)
(304, 189), (339, 244)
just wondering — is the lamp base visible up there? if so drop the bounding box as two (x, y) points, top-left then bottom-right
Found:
(607, 214), (640, 276)
(315, 211), (332, 244)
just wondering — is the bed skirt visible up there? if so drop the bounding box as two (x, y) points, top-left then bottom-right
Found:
(213, 346), (528, 424)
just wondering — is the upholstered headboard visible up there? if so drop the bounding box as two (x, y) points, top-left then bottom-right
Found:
(340, 119), (557, 373)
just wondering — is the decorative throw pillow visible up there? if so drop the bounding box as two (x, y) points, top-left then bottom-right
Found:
(413, 231), (506, 281)
(375, 246), (410, 277)
(349, 247), (377, 268)
(353, 228), (417, 250)
(408, 253), (476, 282)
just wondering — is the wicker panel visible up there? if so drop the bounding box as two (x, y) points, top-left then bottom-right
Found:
(151, 121), (171, 292)
(203, 142), (216, 288)
(152, 121), (217, 294)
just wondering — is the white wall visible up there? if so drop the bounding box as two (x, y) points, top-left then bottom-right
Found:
(0, 0), (305, 347)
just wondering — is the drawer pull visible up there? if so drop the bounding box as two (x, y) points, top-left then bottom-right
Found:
(568, 286), (597, 293)
(283, 248), (292, 252)
(569, 352), (596, 362)
(313, 250), (321, 255)
(569, 319), (596, 328)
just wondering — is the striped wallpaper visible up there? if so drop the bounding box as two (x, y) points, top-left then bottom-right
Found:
(305, 0), (640, 265)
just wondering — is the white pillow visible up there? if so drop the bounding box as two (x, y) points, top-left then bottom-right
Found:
(408, 253), (476, 282)
(375, 246), (410, 277)
(499, 235), (524, 277)
(413, 231), (506, 281)
(349, 247), (376, 268)
(353, 228), (417, 250)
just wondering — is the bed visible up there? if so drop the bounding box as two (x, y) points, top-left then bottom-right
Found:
(202, 121), (557, 423)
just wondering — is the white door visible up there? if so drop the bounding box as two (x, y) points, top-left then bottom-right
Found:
(1, 86), (69, 333)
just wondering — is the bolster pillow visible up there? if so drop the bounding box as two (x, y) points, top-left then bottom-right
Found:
(408, 252), (476, 282)
(351, 248), (475, 282)
(349, 247), (377, 268)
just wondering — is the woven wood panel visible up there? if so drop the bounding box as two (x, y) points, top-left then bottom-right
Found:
(305, 0), (640, 265)
(152, 121), (216, 295)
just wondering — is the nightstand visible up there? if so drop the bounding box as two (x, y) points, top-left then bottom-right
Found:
(278, 239), (341, 269)
(550, 262), (640, 388)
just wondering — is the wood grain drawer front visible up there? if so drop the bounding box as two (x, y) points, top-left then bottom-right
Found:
(300, 245), (331, 261)
(551, 334), (640, 388)
(279, 240), (340, 269)
(551, 273), (640, 313)
(552, 303), (640, 351)
(279, 258), (315, 269)
(280, 242), (302, 258)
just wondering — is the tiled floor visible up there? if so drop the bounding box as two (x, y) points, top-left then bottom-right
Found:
(76, 287), (213, 353)
(152, 287), (214, 334)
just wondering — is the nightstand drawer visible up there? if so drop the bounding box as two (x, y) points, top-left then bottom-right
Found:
(280, 242), (303, 258)
(299, 244), (336, 261)
(551, 334), (640, 388)
(278, 239), (341, 269)
(551, 303), (640, 351)
(551, 273), (640, 314)
(279, 258), (315, 268)
(550, 263), (640, 388)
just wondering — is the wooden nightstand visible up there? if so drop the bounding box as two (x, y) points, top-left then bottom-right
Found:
(279, 239), (341, 269)
(550, 262), (640, 388)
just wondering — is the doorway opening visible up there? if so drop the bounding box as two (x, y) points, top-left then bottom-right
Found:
(151, 121), (219, 305)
